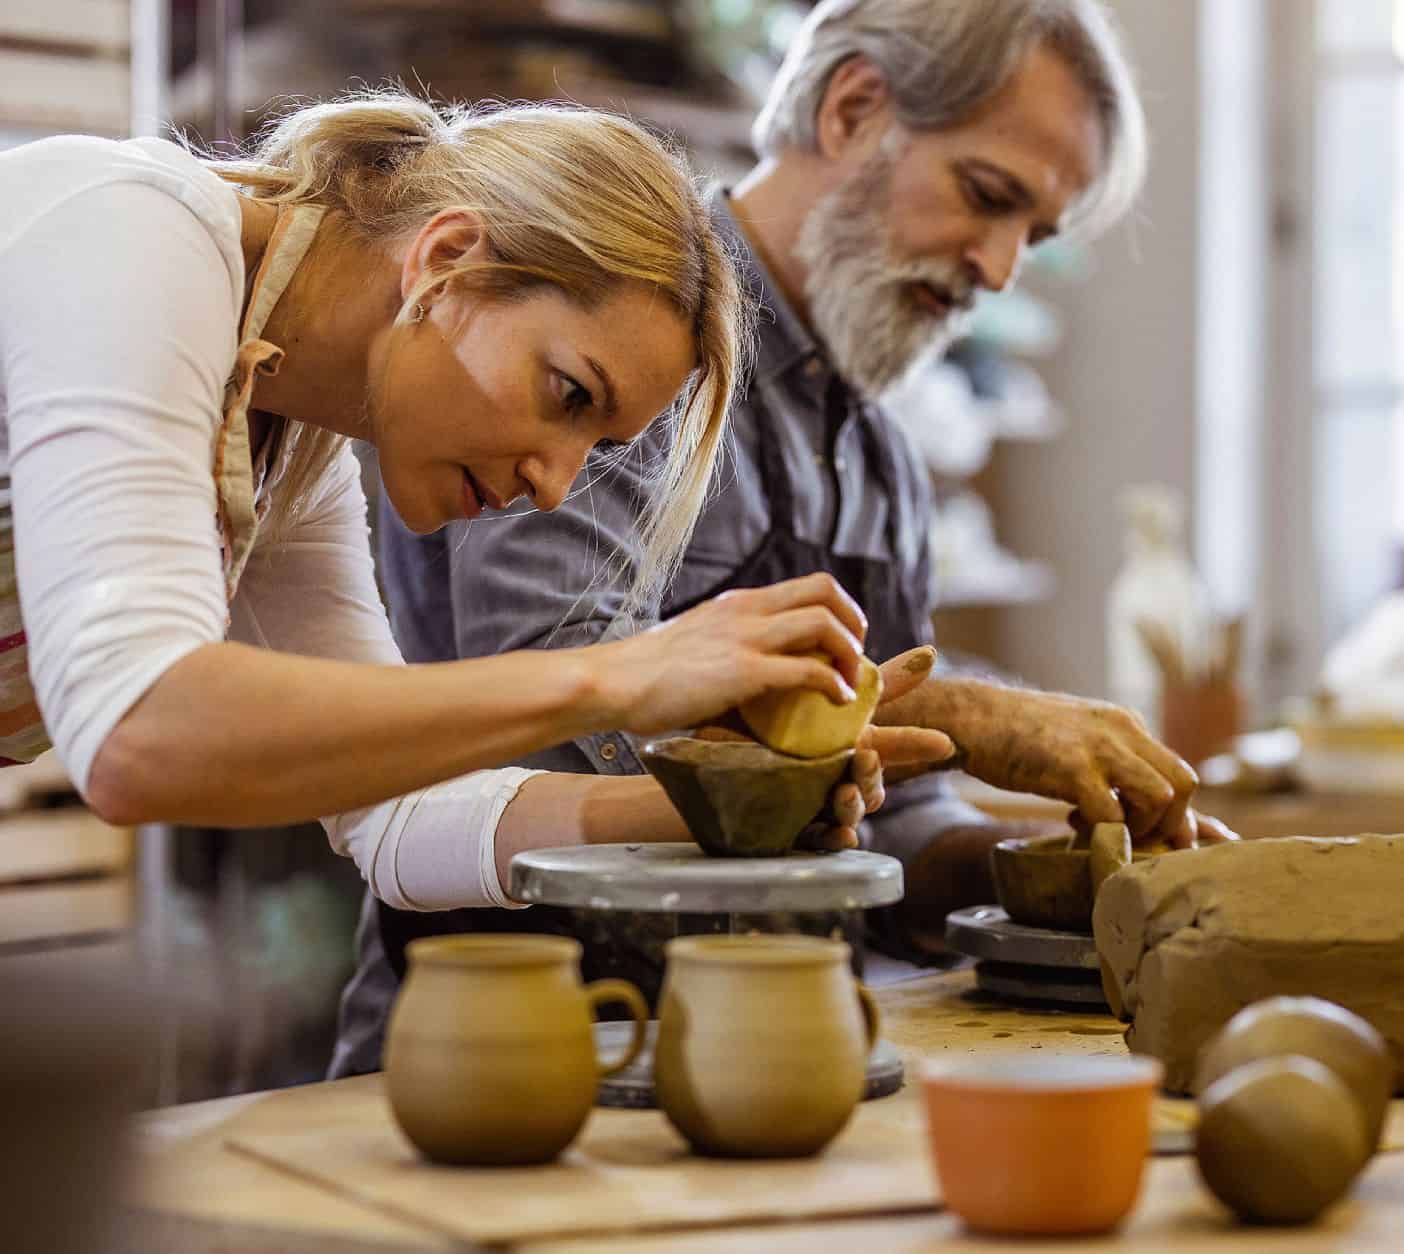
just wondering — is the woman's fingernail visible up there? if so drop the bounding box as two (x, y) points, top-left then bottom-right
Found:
(839, 681), (857, 703)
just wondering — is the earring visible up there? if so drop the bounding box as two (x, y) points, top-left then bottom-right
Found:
(410, 302), (427, 324)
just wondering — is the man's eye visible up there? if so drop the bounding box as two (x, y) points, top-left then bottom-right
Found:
(965, 177), (1013, 214)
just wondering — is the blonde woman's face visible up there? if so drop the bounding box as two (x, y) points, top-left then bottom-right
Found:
(370, 281), (695, 534)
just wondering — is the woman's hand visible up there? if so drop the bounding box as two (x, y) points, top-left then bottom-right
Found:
(593, 573), (870, 737)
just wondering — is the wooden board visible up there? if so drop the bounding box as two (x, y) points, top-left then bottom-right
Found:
(520, 1154), (1404, 1253)
(228, 1076), (938, 1245)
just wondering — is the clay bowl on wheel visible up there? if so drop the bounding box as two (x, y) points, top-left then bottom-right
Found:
(991, 832), (1158, 933)
(639, 736), (852, 858)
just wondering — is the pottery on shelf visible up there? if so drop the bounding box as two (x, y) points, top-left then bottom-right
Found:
(639, 736), (852, 858)
(654, 935), (878, 1157)
(385, 934), (647, 1166)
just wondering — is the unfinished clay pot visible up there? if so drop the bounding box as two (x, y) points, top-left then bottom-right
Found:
(640, 736), (852, 858)
(385, 935), (647, 1166)
(1195, 997), (1393, 1149)
(1195, 1055), (1370, 1225)
(655, 935), (878, 1157)
(991, 828), (1154, 932)
(738, 654), (882, 759)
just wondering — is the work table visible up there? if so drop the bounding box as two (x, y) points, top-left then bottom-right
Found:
(120, 968), (1404, 1252)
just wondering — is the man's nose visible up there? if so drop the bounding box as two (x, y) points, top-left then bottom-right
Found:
(965, 223), (1028, 293)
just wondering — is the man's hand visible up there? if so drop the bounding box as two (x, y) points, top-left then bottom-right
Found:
(876, 675), (1239, 849)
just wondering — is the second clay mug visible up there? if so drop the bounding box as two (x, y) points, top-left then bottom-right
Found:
(385, 934), (647, 1165)
(654, 934), (879, 1157)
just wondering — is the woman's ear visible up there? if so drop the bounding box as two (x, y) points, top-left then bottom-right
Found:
(399, 208), (489, 305)
(814, 55), (895, 164)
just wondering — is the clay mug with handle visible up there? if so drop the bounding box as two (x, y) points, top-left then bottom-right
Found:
(386, 934), (647, 1165)
(655, 934), (879, 1157)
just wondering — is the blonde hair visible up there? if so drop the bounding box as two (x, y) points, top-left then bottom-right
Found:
(753, 0), (1147, 239)
(207, 89), (750, 609)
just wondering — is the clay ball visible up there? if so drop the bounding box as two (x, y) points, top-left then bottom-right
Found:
(1195, 1055), (1370, 1225)
(1195, 996), (1394, 1148)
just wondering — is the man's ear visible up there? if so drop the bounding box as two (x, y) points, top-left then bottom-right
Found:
(399, 208), (489, 305)
(814, 55), (894, 162)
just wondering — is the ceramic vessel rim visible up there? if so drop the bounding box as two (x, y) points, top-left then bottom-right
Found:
(993, 833), (1155, 860)
(665, 934), (851, 965)
(921, 1054), (1163, 1093)
(640, 735), (854, 769)
(406, 933), (582, 968)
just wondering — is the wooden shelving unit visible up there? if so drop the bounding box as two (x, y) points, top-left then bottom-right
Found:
(0, 2), (134, 136)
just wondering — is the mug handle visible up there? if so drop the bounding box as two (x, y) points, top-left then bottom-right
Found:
(585, 979), (649, 1078)
(857, 984), (880, 1050)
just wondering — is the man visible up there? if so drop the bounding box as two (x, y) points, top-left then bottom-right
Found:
(331, 0), (1230, 1077)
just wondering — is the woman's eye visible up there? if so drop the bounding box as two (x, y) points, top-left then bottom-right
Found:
(557, 373), (593, 416)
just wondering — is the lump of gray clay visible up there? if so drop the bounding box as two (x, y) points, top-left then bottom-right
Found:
(640, 737), (851, 858)
(1093, 835), (1404, 1094)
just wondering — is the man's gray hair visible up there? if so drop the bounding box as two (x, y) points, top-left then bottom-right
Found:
(752, 0), (1148, 238)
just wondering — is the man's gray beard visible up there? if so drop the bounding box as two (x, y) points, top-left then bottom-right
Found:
(794, 155), (965, 400)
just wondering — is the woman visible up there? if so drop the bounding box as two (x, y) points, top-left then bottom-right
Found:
(0, 91), (952, 911)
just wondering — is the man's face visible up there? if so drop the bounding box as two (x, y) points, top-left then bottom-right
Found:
(795, 45), (1103, 397)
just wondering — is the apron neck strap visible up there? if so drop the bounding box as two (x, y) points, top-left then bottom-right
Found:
(239, 203), (328, 343)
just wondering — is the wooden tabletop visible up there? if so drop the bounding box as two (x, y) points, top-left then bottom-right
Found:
(121, 968), (1404, 1251)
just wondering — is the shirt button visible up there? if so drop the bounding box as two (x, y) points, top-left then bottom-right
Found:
(804, 356), (824, 378)
(600, 742), (618, 762)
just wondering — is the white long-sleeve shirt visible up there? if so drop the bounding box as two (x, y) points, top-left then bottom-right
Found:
(0, 134), (538, 909)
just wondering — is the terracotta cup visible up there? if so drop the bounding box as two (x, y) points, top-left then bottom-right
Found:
(655, 935), (879, 1158)
(921, 1055), (1162, 1235)
(385, 934), (647, 1166)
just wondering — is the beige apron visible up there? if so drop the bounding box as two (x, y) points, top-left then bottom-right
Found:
(0, 201), (325, 764)
(214, 202), (326, 603)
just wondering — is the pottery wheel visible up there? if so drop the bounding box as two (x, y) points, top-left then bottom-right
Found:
(511, 845), (906, 1105)
(510, 843), (904, 913)
(945, 906), (1110, 1010)
(593, 1020), (905, 1109)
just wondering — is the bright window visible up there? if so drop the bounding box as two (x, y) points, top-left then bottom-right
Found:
(1313, 0), (1404, 640)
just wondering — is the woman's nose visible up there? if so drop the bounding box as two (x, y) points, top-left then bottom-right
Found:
(525, 446), (589, 513)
